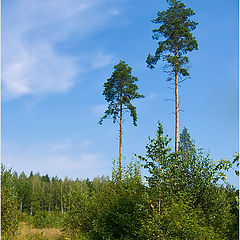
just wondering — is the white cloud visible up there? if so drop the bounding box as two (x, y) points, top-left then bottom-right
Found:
(2, 0), (120, 101)
(78, 140), (92, 149)
(4, 152), (106, 179)
(40, 153), (105, 172)
(109, 9), (121, 16)
(35, 138), (92, 153)
(45, 139), (72, 152)
(149, 93), (158, 100)
(2, 140), (108, 179)
(91, 52), (115, 69)
(92, 103), (108, 115)
(3, 43), (77, 100)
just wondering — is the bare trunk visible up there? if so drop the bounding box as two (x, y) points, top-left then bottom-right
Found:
(20, 200), (23, 212)
(158, 162), (161, 213)
(30, 202), (33, 216)
(158, 195), (161, 213)
(175, 49), (179, 152)
(60, 182), (63, 214)
(31, 183), (34, 215)
(49, 181), (51, 212)
(119, 86), (123, 180)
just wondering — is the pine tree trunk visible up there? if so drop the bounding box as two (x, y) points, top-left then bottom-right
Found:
(158, 193), (161, 213)
(119, 86), (123, 180)
(49, 181), (51, 212)
(175, 71), (179, 152)
(31, 183), (34, 215)
(158, 162), (161, 213)
(61, 182), (63, 214)
(20, 200), (23, 212)
(175, 49), (179, 152)
(30, 202), (33, 216)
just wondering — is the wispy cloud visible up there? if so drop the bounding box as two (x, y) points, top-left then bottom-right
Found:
(33, 138), (92, 154)
(2, 0), (120, 101)
(3, 43), (77, 100)
(92, 103), (108, 116)
(149, 93), (158, 101)
(91, 52), (115, 69)
(2, 139), (109, 179)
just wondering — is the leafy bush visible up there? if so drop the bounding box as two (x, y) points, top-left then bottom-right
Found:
(139, 197), (223, 240)
(1, 165), (20, 239)
(63, 180), (92, 239)
(31, 211), (64, 228)
(63, 161), (149, 240)
(89, 181), (148, 239)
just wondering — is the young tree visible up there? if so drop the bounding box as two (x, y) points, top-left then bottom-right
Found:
(17, 171), (32, 212)
(146, 0), (198, 151)
(137, 123), (236, 239)
(1, 165), (20, 238)
(136, 122), (172, 213)
(99, 60), (144, 179)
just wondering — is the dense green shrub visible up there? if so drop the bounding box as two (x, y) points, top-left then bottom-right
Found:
(63, 161), (149, 240)
(1, 165), (20, 239)
(139, 197), (222, 240)
(63, 180), (92, 239)
(62, 132), (239, 240)
(31, 211), (64, 229)
(89, 181), (148, 239)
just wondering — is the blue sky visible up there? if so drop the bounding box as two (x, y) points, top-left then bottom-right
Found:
(2, 0), (239, 186)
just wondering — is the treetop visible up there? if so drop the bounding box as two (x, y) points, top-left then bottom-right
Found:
(147, 0), (198, 77)
(99, 60), (144, 126)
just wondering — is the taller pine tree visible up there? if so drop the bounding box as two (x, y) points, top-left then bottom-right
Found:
(147, 0), (198, 151)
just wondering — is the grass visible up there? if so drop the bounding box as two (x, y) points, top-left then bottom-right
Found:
(14, 222), (65, 240)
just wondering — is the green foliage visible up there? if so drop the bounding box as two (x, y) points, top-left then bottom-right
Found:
(31, 211), (64, 229)
(139, 198), (222, 240)
(89, 162), (147, 240)
(63, 180), (92, 238)
(99, 60), (144, 126)
(63, 161), (149, 240)
(226, 187), (239, 240)
(136, 123), (238, 239)
(2, 124), (238, 239)
(146, 0), (198, 77)
(17, 171), (33, 212)
(232, 152), (239, 176)
(136, 122), (171, 189)
(1, 165), (20, 239)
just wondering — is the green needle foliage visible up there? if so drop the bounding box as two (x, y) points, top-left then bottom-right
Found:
(146, 0), (198, 73)
(99, 60), (144, 126)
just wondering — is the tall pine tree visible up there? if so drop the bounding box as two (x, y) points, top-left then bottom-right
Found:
(99, 60), (144, 179)
(147, 0), (198, 151)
